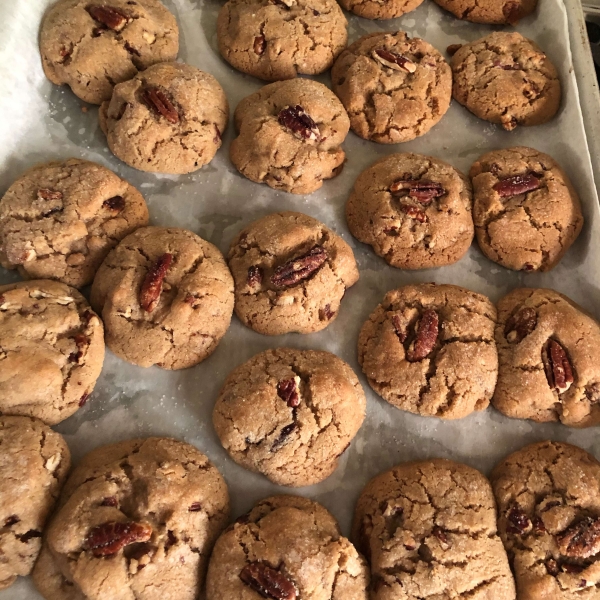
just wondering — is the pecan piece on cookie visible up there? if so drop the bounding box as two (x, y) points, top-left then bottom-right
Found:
(277, 378), (300, 407)
(239, 561), (297, 600)
(542, 339), (574, 393)
(86, 6), (130, 31)
(247, 265), (263, 288)
(399, 203), (427, 222)
(506, 505), (532, 535)
(271, 246), (327, 288)
(557, 517), (600, 558)
(141, 87), (180, 124)
(37, 188), (63, 201)
(139, 253), (173, 312)
(493, 173), (541, 198)
(504, 307), (537, 343)
(278, 106), (320, 141)
(390, 179), (445, 204)
(406, 309), (439, 361)
(102, 195), (126, 213)
(371, 48), (417, 73)
(84, 521), (152, 557)
(254, 35), (266, 55)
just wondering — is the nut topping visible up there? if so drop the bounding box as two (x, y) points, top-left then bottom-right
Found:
(84, 521), (152, 557)
(139, 253), (173, 312)
(141, 87), (179, 124)
(372, 48), (417, 73)
(37, 188), (63, 201)
(557, 517), (600, 558)
(277, 378), (300, 407)
(399, 203), (427, 222)
(543, 339), (574, 393)
(247, 265), (263, 288)
(240, 562), (297, 600)
(254, 35), (266, 55)
(406, 309), (439, 362)
(103, 195), (126, 212)
(271, 245), (327, 288)
(87, 5), (130, 31)
(278, 105), (320, 141)
(390, 179), (445, 204)
(493, 173), (541, 197)
(504, 307), (537, 343)
(506, 505), (532, 535)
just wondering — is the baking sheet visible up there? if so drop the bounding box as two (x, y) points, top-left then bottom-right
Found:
(2, 0), (600, 597)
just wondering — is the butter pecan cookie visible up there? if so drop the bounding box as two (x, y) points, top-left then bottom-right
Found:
(206, 495), (369, 600)
(494, 288), (600, 427)
(230, 79), (349, 194)
(470, 147), (583, 272)
(434, 0), (537, 24)
(228, 212), (359, 335)
(213, 348), (366, 487)
(332, 32), (452, 144)
(32, 437), (229, 600)
(0, 158), (149, 288)
(352, 459), (515, 599)
(90, 226), (234, 369)
(0, 416), (70, 590)
(451, 32), (561, 131)
(217, 0), (347, 81)
(99, 62), (228, 174)
(358, 283), (497, 419)
(346, 153), (473, 268)
(0, 280), (104, 425)
(491, 441), (600, 599)
(40, 0), (179, 104)
(339, 0), (423, 19)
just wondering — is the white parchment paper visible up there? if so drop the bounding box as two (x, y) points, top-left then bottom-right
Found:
(1, 0), (600, 597)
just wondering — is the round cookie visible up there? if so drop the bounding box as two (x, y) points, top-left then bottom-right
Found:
(358, 283), (497, 419)
(217, 0), (347, 81)
(0, 158), (149, 288)
(493, 288), (600, 428)
(338, 0), (423, 20)
(0, 280), (104, 425)
(230, 79), (350, 194)
(491, 441), (600, 599)
(213, 348), (366, 487)
(32, 437), (229, 600)
(40, 0), (179, 105)
(99, 62), (229, 174)
(0, 416), (70, 590)
(346, 153), (473, 269)
(470, 147), (583, 272)
(451, 32), (561, 131)
(228, 212), (359, 335)
(331, 32), (452, 144)
(433, 0), (537, 24)
(352, 459), (516, 600)
(206, 495), (369, 600)
(90, 226), (234, 370)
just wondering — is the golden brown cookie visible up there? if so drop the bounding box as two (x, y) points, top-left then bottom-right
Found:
(339, 0), (424, 20)
(434, 0), (537, 24)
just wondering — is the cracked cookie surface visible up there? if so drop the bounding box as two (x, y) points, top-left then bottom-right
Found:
(99, 62), (229, 174)
(228, 211), (359, 335)
(32, 437), (229, 600)
(346, 153), (473, 268)
(90, 226), (234, 369)
(0, 279), (104, 425)
(339, 0), (423, 20)
(352, 459), (516, 600)
(217, 0), (347, 81)
(0, 158), (149, 288)
(433, 0), (537, 24)
(451, 32), (561, 131)
(491, 441), (600, 599)
(206, 495), (369, 599)
(213, 348), (366, 487)
(358, 283), (497, 419)
(493, 288), (600, 427)
(40, 0), (179, 104)
(230, 79), (350, 194)
(331, 32), (452, 144)
(0, 416), (70, 590)
(470, 147), (583, 272)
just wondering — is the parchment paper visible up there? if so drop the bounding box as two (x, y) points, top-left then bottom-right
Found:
(1, 0), (600, 597)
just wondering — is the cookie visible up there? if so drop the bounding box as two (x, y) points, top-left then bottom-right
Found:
(40, 0), (179, 104)
(213, 348), (366, 487)
(0, 158), (149, 288)
(346, 153), (473, 269)
(0, 280), (104, 425)
(358, 283), (497, 419)
(493, 288), (600, 427)
(339, 0), (423, 20)
(352, 459), (516, 599)
(206, 495), (369, 599)
(451, 32), (561, 131)
(217, 0), (347, 81)
(491, 441), (600, 599)
(470, 147), (583, 272)
(99, 62), (228, 174)
(228, 212), (359, 335)
(90, 226), (234, 369)
(32, 437), (229, 600)
(0, 416), (70, 590)
(433, 0), (537, 24)
(230, 79), (349, 194)
(331, 32), (452, 144)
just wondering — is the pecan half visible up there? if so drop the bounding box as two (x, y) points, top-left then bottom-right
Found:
(271, 423), (296, 451)
(87, 5), (130, 31)
(239, 562), (297, 600)
(254, 35), (266, 55)
(399, 203), (427, 222)
(139, 253), (173, 312)
(493, 173), (541, 197)
(446, 43), (462, 56)
(141, 87), (179, 124)
(271, 246), (327, 288)
(504, 307), (537, 343)
(37, 188), (63, 201)
(84, 521), (152, 557)
(542, 339), (574, 393)
(371, 48), (417, 73)
(557, 517), (600, 558)
(406, 309), (439, 362)
(247, 265), (263, 287)
(390, 179), (445, 205)
(278, 105), (320, 141)
(506, 505), (532, 535)
(103, 195), (126, 212)
(277, 378), (300, 407)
